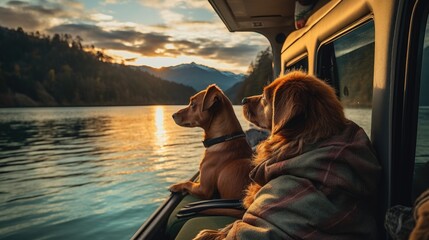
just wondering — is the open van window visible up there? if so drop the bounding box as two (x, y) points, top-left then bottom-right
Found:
(318, 20), (375, 136)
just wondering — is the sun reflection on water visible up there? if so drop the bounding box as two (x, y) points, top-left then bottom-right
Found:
(0, 106), (251, 240)
(154, 106), (167, 147)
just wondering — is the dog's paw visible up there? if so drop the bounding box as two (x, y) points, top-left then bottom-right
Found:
(168, 183), (184, 193)
(193, 229), (226, 240)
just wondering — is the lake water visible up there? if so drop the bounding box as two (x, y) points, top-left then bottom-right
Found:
(0, 106), (254, 240)
(0, 106), (374, 240)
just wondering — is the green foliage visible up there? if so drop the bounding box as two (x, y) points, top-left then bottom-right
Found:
(0, 26), (195, 107)
(226, 48), (273, 104)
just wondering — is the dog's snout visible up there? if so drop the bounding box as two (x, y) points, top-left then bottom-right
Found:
(242, 97), (249, 105)
(172, 113), (178, 120)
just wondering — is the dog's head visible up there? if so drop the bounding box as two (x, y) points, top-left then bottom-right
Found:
(243, 71), (346, 141)
(172, 84), (226, 128)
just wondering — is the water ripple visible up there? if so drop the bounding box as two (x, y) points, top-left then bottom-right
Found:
(0, 106), (249, 240)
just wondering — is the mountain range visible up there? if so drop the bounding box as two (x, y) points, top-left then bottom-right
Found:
(138, 62), (245, 91)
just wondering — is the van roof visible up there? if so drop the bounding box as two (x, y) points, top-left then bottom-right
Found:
(209, 0), (333, 76)
(208, 0), (296, 32)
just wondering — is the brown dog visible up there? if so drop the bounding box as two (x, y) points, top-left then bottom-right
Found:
(241, 71), (348, 208)
(169, 84), (252, 202)
(194, 71), (380, 239)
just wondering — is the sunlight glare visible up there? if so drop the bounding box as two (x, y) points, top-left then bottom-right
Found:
(154, 106), (167, 147)
(101, 49), (248, 73)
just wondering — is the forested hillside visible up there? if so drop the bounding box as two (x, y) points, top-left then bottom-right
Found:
(0, 26), (195, 107)
(226, 48), (273, 104)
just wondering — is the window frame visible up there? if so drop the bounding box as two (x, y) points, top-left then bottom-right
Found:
(315, 18), (375, 136)
(316, 16), (374, 78)
(393, 0), (429, 205)
(316, 17), (374, 94)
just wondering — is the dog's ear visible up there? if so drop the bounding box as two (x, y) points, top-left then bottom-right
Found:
(272, 83), (307, 133)
(202, 84), (223, 111)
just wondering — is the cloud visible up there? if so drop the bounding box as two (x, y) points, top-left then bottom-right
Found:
(13, 3), (60, 16)
(96, 20), (138, 31)
(48, 22), (263, 68)
(0, 0), (86, 31)
(159, 9), (184, 23)
(90, 13), (114, 21)
(194, 42), (263, 65)
(0, 6), (44, 30)
(49, 23), (171, 55)
(139, 0), (214, 26)
(139, 0), (210, 10)
(100, 0), (131, 6)
(102, 0), (119, 4)
(7, 0), (83, 17)
(125, 57), (137, 62)
(0, 0), (269, 73)
(61, 0), (84, 10)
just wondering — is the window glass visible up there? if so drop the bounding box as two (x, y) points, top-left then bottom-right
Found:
(284, 56), (308, 73)
(318, 21), (374, 136)
(413, 15), (429, 199)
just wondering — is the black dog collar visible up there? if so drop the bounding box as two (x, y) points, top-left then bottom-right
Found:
(202, 131), (246, 148)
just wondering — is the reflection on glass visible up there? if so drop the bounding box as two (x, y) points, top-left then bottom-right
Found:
(285, 56), (308, 73)
(333, 21), (374, 109)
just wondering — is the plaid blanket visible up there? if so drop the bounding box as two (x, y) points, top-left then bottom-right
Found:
(224, 121), (381, 239)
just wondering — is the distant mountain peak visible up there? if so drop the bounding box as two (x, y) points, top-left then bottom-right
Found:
(169, 62), (215, 72)
(138, 63), (245, 91)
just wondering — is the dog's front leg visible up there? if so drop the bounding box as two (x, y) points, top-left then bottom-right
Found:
(168, 181), (196, 194)
(169, 181), (214, 199)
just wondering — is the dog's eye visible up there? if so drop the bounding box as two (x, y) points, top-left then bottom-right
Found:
(190, 102), (196, 108)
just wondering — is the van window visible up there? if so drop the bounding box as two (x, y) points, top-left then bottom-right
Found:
(285, 56), (308, 73)
(318, 21), (375, 136)
(413, 14), (429, 199)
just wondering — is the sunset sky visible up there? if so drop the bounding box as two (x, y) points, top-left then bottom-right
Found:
(0, 0), (269, 73)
